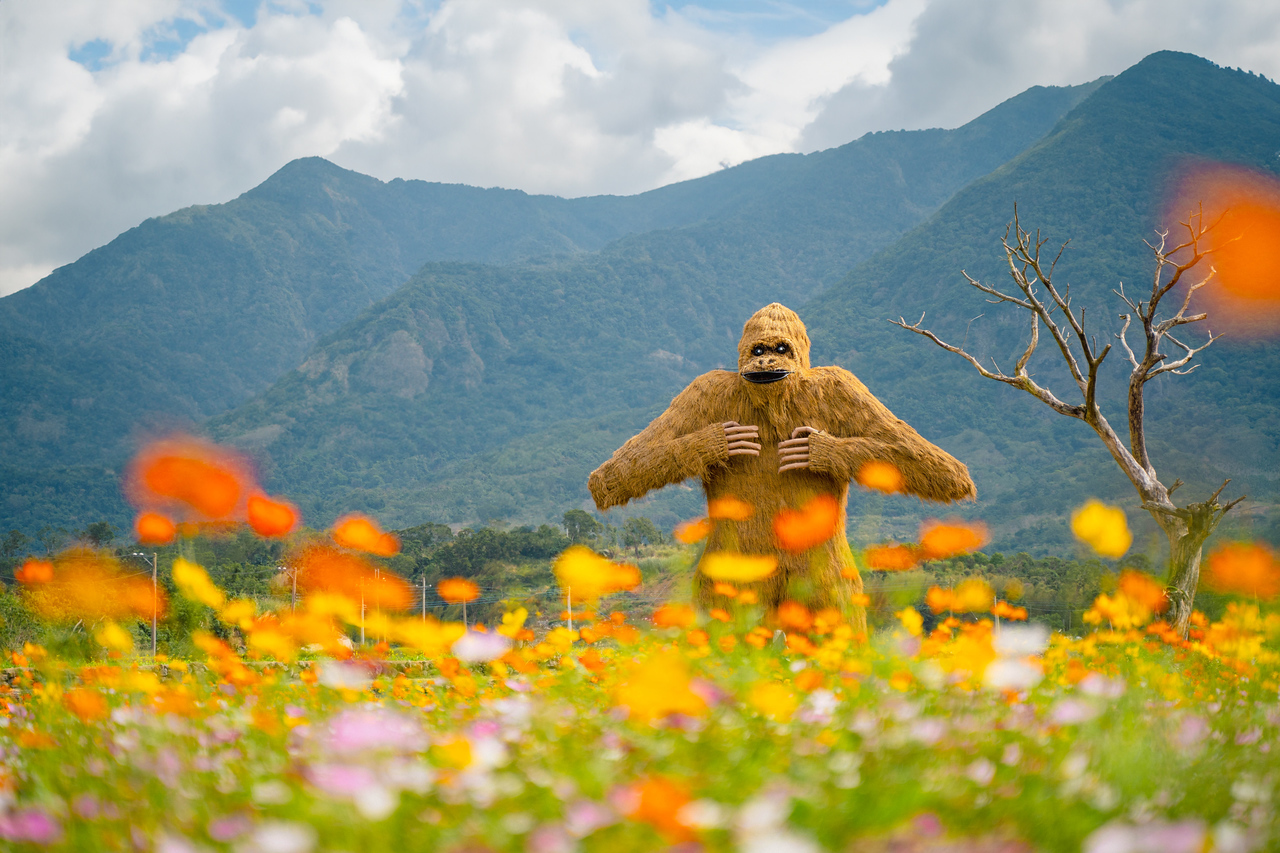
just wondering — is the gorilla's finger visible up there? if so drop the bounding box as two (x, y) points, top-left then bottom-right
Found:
(790, 426), (819, 439)
(778, 460), (811, 472)
(777, 437), (810, 449)
(728, 447), (761, 457)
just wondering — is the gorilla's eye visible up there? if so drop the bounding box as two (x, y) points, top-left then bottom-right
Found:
(775, 343), (789, 354)
(751, 345), (766, 356)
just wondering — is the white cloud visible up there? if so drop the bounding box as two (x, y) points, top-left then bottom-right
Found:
(1, 0), (1279, 296)
(801, 0), (1280, 149)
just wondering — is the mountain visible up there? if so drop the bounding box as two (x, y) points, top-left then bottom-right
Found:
(216, 52), (1280, 556)
(803, 50), (1280, 550)
(1, 79), (1100, 533)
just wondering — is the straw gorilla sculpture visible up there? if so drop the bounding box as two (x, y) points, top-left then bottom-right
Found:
(588, 304), (975, 630)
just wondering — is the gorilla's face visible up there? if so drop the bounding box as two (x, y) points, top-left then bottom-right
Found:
(740, 335), (801, 383)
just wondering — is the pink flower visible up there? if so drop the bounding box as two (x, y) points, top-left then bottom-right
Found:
(307, 763), (378, 797)
(452, 629), (512, 663)
(0, 809), (61, 845)
(322, 707), (427, 756)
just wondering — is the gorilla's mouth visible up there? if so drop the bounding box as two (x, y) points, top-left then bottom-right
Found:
(741, 370), (791, 384)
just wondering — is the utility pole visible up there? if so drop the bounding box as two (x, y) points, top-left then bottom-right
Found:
(150, 552), (157, 657)
(421, 575), (426, 624)
(133, 552), (159, 657)
(291, 564), (297, 613)
(567, 586), (573, 632)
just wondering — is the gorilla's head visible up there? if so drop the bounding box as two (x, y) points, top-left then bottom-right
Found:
(737, 303), (811, 384)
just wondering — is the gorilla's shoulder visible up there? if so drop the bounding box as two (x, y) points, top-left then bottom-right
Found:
(682, 370), (740, 396)
(805, 365), (870, 393)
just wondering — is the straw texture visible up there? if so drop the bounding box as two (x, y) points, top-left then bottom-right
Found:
(589, 304), (975, 633)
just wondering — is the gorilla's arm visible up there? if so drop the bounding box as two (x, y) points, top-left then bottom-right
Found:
(803, 370), (976, 503)
(588, 374), (741, 510)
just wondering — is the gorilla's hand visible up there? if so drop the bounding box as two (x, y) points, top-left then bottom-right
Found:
(724, 422), (761, 457)
(778, 426), (820, 472)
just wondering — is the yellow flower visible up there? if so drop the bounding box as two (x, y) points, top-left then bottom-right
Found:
(172, 558), (225, 609)
(1071, 500), (1132, 558)
(553, 546), (641, 601)
(749, 681), (797, 721)
(700, 552), (778, 582)
(498, 608), (529, 638)
(247, 625), (297, 662)
(220, 599), (257, 630)
(896, 607), (923, 637)
(615, 653), (707, 722)
(94, 621), (134, 652)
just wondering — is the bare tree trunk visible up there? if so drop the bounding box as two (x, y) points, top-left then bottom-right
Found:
(893, 208), (1244, 639)
(1152, 486), (1235, 635)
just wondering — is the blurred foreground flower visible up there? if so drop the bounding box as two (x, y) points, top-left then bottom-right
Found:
(553, 546), (641, 602)
(1083, 572), (1166, 630)
(700, 552), (778, 582)
(708, 496), (754, 520)
(1071, 500), (1132, 558)
(126, 435), (253, 520)
(332, 514), (400, 557)
(856, 460), (903, 493)
(926, 579), (994, 614)
(773, 493), (840, 552)
(865, 544), (918, 571)
(437, 577), (480, 604)
(173, 558), (225, 609)
(453, 629), (512, 663)
(23, 548), (163, 622)
(248, 494), (300, 538)
(1203, 542), (1280, 600)
(919, 520), (988, 560)
(14, 558), (53, 585)
(292, 544), (413, 611)
(615, 653), (706, 721)
(674, 517), (712, 543)
(134, 511), (176, 546)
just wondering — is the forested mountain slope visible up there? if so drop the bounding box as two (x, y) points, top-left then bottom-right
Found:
(217, 52), (1280, 557)
(1, 79), (1099, 532)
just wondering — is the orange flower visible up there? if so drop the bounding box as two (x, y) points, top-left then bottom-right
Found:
(712, 582), (739, 598)
(652, 604), (696, 628)
(918, 520), (988, 560)
(134, 512), (176, 546)
(331, 514), (400, 557)
(64, 688), (109, 723)
(1204, 542), (1280, 600)
(291, 543), (413, 611)
(628, 776), (695, 842)
(926, 579), (993, 614)
(23, 548), (162, 622)
(553, 546), (641, 601)
(674, 518), (712, 544)
(708, 496), (753, 520)
(247, 494), (299, 538)
(856, 460), (904, 493)
(1119, 570), (1169, 614)
(437, 577), (481, 604)
(15, 559), (53, 584)
(866, 544), (919, 571)
(127, 436), (252, 520)
(775, 601), (813, 632)
(773, 493), (840, 552)
(991, 600), (1028, 621)
(700, 552), (777, 582)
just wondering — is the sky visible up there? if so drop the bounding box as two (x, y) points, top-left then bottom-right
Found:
(2, 0), (1280, 296)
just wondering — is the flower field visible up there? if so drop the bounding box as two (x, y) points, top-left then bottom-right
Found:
(2, 439), (1280, 852)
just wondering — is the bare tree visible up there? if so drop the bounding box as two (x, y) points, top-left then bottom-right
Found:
(893, 207), (1242, 636)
